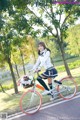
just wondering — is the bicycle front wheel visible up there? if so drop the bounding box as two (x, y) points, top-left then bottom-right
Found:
(20, 90), (42, 115)
(57, 77), (77, 100)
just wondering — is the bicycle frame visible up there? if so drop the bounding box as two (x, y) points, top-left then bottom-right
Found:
(31, 76), (71, 98)
(19, 71), (77, 99)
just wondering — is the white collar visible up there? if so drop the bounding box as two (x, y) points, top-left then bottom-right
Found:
(40, 49), (47, 56)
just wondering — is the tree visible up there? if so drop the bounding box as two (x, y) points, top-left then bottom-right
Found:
(1, 0), (80, 78)
(11, 48), (21, 78)
(0, 0), (33, 92)
(0, 83), (5, 93)
(24, 2), (80, 76)
(26, 35), (37, 63)
(9, 3), (33, 74)
(0, 15), (18, 94)
(66, 24), (80, 56)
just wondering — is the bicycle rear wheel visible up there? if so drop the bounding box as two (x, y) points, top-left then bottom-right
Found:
(57, 77), (77, 100)
(20, 90), (42, 115)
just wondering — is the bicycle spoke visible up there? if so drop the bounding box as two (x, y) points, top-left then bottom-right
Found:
(57, 77), (77, 100)
(20, 90), (42, 115)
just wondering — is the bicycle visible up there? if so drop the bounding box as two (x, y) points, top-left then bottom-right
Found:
(19, 71), (77, 115)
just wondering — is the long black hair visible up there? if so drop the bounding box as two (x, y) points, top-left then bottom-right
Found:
(38, 42), (51, 55)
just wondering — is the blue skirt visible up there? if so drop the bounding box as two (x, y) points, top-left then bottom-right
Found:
(41, 67), (58, 78)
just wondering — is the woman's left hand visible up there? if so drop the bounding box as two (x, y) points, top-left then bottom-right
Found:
(35, 69), (41, 73)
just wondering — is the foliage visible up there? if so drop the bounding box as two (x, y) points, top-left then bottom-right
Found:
(57, 60), (80, 72)
(40, 36), (58, 60)
(65, 24), (80, 56)
(22, 2), (80, 76)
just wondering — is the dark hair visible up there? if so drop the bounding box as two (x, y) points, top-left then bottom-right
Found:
(38, 42), (51, 55)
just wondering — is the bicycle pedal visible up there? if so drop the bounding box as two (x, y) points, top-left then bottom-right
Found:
(54, 80), (62, 85)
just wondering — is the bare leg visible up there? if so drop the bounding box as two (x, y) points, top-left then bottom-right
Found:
(48, 78), (52, 89)
(48, 78), (52, 84)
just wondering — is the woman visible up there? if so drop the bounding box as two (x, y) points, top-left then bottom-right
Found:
(33, 42), (58, 95)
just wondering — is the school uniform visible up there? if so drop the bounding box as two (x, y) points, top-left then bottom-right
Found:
(33, 49), (58, 78)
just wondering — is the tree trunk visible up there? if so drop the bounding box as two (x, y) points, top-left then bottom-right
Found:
(19, 49), (26, 75)
(0, 83), (5, 93)
(14, 62), (20, 78)
(21, 53), (26, 75)
(32, 50), (36, 63)
(59, 42), (72, 77)
(30, 42), (36, 63)
(7, 57), (18, 94)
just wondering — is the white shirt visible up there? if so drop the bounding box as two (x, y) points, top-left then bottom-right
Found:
(33, 49), (53, 71)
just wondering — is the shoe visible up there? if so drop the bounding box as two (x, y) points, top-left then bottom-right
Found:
(42, 90), (50, 95)
(50, 96), (55, 101)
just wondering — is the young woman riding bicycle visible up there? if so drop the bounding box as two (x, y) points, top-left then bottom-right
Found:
(32, 42), (58, 95)
(19, 42), (77, 115)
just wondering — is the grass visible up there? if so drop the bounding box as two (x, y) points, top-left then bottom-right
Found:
(0, 67), (80, 115)
(54, 56), (80, 66)
(56, 60), (80, 72)
(0, 88), (24, 115)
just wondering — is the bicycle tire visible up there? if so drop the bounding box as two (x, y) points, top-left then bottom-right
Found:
(20, 89), (42, 115)
(57, 76), (77, 100)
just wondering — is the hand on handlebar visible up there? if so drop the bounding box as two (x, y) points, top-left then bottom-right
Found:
(29, 68), (41, 73)
(17, 80), (20, 86)
(35, 69), (41, 73)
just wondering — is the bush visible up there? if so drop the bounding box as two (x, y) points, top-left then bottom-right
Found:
(0, 84), (13, 92)
(56, 65), (65, 72)
(57, 60), (80, 72)
(69, 60), (80, 69)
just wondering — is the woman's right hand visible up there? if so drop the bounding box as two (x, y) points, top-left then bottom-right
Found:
(17, 80), (20, 86)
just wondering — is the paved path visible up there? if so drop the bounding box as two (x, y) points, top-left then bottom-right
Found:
(9, 94), (80, 120)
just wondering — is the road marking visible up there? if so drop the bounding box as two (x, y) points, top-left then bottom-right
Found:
(8, 92), (80, 120)
(41, 94), (80, 110)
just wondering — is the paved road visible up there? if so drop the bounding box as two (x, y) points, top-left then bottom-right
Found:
(9, 95), (80, 120)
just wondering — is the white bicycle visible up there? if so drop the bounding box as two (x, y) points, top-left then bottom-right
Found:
(19, 71), (77, 115)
